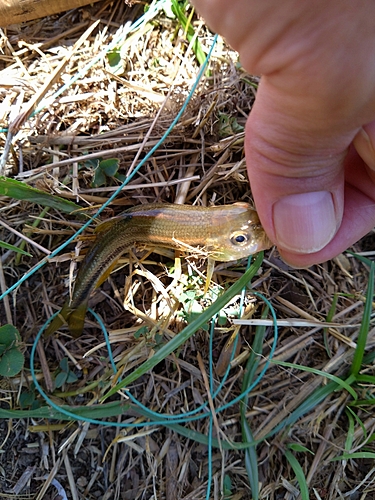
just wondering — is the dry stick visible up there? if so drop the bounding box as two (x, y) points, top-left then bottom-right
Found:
(0, 135), (13, 176)
(174, 157), (199, 205)
(0, 28), (30, 77)
(305, 422), (336, 487)
(37, 339), (54, 392)
(15, 140), (163, 179)
(255, 377), (325, 442)
(0, 20), (100, 174)
(63, 451), (79, 500)
(0, 218), (51, 255)
(80, 175), (201, 194)
(125, 87), (180, 180)
(191, 95), (218, 139)
(11, 465), (37, 495)
(73, 421), (90, 457)
(197, 352), (223, 453)
(299, 396), (350, 500)
(109, 418), (121, 483)
(36, 457), (62, 500)
(0, 259), (12, 323)
(234, 318), (358, 350)
(276, 296), (358, 348)
(54, 338), (82, 370)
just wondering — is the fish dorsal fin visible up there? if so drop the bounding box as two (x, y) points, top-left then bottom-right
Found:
(94, 214), (132, 234)
(94, 219), (118, 234)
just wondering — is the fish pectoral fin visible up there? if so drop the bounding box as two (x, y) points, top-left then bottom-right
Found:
(45, 300), (88, 338)
(204, 258), (216, 295)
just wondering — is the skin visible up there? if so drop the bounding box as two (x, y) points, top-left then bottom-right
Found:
(192, 0), (375, 267)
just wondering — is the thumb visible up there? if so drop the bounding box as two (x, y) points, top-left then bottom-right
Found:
(246, 79), (349, 266)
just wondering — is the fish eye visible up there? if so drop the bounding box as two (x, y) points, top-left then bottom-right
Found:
(230, 232), (249, 246)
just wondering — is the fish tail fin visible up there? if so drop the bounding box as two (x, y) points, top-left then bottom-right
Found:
(66, 301), (88, 338)
(45, 300), (88, 338)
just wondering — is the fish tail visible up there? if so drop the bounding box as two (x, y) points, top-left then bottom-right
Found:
(66, 301), (88, 338)
(44, 300), (88, 338)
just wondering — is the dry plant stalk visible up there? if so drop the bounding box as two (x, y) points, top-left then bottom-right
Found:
(1, 2), (373, 497)
(0, 0), (101, 26)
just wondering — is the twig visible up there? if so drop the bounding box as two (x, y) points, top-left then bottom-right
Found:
(0, 259), (12, 323)
(0, 218), (51, 255)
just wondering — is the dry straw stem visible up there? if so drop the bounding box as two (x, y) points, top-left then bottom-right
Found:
(0, 1), (374, 499)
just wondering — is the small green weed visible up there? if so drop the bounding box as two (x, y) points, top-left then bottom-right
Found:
(85, 158), (122, 187)
(54, 358), (79, 389)
(223, 474), (233, 499)
(19, 384), (41, 410)
(0, 324), (24, 377)
(218, 113), (244, 137)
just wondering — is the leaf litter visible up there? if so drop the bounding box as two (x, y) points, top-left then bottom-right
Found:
(0, 1), (375, 499)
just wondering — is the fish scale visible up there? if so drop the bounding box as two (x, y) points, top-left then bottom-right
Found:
(45, 202), (271, 337)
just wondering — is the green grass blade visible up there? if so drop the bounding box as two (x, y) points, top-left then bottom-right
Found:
(348, 398), (375, 407)
(266, 381), (339, 439)
(0, 401), (131, 420)
(287, 443), (314, 454)
(346, 251), (374, 267)
(242, 308), (268, 387)
(0, 177), (81, 214)
(0, 402), (234, 450)
(355, 374), (375, 384)
(331, 451), (375, 461)
(284, 449), (309, 500)
(344, 408), (355, 452)
(345, 407), (368, 445)
(241, 419), (259, 500)
(365, 433), (375, 445)
(171, 0), (207, 66)
(239, 308), (269, 500)
(0, 240), (32, 256)
(363, 350), (375, 364)
(350, 259), (374, 376)
(272, 360), (358, 400)
(101, 252), (264, 401)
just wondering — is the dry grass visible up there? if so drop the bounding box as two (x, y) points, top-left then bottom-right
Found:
(0, 1), (375, 499)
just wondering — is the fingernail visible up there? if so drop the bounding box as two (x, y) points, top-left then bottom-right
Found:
(273, 191), (337, 253)
(353, 128), (375, 172)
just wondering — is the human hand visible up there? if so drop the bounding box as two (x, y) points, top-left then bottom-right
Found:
(192, 0), (375, 266)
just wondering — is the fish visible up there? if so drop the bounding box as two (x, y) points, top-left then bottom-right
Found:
(45, 202), (271, 337)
